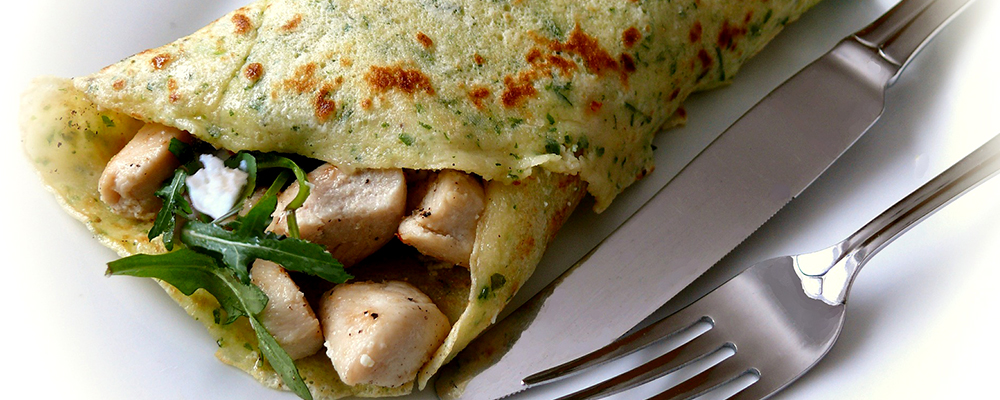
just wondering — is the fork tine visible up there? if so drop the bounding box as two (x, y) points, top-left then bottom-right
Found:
(726, 367), (790, 400)
(524, 310), (712, 386)
(552, 327), (728, 400)
(647, 352), (757, 400)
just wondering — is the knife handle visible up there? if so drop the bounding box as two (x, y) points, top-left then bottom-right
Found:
(854, 0), (974, 82)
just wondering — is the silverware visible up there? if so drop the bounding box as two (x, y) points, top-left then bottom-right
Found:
(437, 0), (974, 398)
(522, 131), (1000, 400)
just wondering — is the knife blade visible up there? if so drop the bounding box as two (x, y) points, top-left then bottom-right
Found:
(436, 0), (973, 399)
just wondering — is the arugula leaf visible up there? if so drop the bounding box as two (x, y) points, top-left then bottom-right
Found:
(181, 219), (349, 284)
(285, 211), (302, 240)
(254, 153), (310, 209)
(116, 150), (340, 400)
(264, 170), (292, 199)
(180, 186), (349, 284)
(254, 154), (311, 238)
(183, 190), (279, 281)
(107, 249), (314, 400)
(180, 221), (256, 282)
(246, 313), (314, 400)
(149, 169), (192, 250)
(107, 249), (265, 324)
(167, 138), (194, 162)
(237, 187), (278, 236)
(149, 149), (348, 284)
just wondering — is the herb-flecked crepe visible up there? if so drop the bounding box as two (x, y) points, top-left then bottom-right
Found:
(21, 0), (820, 398)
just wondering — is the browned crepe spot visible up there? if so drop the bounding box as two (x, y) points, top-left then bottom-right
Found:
(697, 48), (712, 70)
(365, 65), (435, 95)
(416, 32), (434, 49)
(500, 73), (536, 108)
(622, 27), (641, 48)
(284, 62), (319, 93)
(315, 85), (337, 122)
(244, 62), (264, 81)
(151, 53), (172, 70)
(282, 14), (303, 31)
(232, 13), (253, 35)
(589, 100), (602, 113)
(545, 55), (576, 76)
(468, 87), (491, 109)
(718, 20), (748, 51)
(619, 53), (636, 85)
(689, 21), (703, 43)
(501, 24), (637, 107)
(549, 24), (618, 77)
(168, 78), (180, 103)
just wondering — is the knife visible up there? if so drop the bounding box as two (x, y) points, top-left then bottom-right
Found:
(435, 0), (973, 399)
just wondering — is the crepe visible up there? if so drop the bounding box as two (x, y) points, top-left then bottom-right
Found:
(21, 0), (820, 398)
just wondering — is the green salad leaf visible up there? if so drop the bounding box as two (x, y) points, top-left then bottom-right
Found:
(107, 249), (314, 400)
(253, 153), (311, 239)
(253, 153), (310, 209)
(246, 313), (313, 400)
(149, 169), (192, 250)
(236, 187), (278, 236)
(116, 148), (346, 400)
(107, 249), (266, 323)
(180, 191), (349, 284)
(167, 137), (194, 163)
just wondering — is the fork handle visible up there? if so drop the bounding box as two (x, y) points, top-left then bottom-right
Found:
(801, 133), (1000, 305)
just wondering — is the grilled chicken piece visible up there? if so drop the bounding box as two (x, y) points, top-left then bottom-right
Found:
(98, 123), (191, 219)
(318, 281), (451, 387)
(270, 164), (407, 267)
(397, 170), (485, 267)
(249, 260), (324, 360)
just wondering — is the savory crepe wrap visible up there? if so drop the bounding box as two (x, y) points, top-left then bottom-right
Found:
(21, 0), (820, 398)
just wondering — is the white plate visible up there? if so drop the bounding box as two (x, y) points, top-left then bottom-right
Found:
(2, 1), (998, 399)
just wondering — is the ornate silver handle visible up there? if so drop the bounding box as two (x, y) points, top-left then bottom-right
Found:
(855, 0), (975, 83)
(796, 132), (1000, 305)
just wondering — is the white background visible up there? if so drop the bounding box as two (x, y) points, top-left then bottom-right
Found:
(1, 0), (997, 399)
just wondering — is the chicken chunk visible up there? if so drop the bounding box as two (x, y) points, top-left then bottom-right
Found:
(318, 281), (451, 387)
(270, 165), (407, 267)
(249, 260), (324, 360)
(397, 170), (485, 267)
(98, 123), (191, 219)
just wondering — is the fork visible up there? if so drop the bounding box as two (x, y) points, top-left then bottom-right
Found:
(520, 129), (1000, 400)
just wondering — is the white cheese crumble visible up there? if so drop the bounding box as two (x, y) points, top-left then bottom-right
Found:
(186, 154), (249, 219)
(360, 354), (375, 367)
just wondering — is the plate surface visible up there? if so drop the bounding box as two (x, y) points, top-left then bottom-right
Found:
(2, 1), (997, 399)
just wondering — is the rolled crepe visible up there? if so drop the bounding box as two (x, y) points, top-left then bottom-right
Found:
(21, 0), (820, 398)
